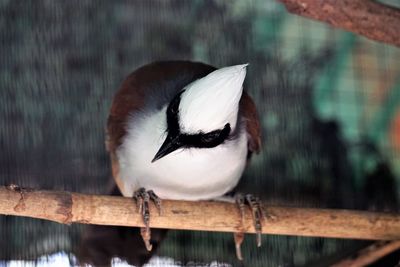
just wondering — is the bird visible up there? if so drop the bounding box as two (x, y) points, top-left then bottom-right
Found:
(105, 61), (262, 264)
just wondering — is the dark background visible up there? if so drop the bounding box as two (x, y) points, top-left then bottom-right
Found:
(1, 0), (399, 266)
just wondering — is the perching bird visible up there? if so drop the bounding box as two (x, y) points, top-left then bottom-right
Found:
(105, 61), (262, 264)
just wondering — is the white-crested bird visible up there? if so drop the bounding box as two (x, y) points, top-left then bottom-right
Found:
(106, 61), (262, 263)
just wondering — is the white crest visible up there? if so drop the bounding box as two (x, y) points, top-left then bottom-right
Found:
(178, 64), (248, 134)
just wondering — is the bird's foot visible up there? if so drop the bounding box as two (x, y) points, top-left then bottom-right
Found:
(133, 188), (162, 251)
(233, 193), (264, 260)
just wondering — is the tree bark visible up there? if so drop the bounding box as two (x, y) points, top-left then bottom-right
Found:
(332, 240), (400, 267)
(279, 0), (400, 47)
(1, 185), (400, 240)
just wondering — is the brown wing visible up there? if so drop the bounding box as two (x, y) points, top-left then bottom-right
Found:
(240, 92), (262, 157)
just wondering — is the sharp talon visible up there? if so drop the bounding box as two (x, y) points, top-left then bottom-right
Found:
(132, 188), (163, 251)
(140, 227), (153, 251)
(256, 200), (263, 247)
(245, 194), (263, 247)
(133, 187), (145, 212)
(141, 192), (152, 251)
(235, 193), (246, 227)
(142, 191), (150, 226)
(148, 190), (162, 216)
(256, 232), (261, 247)
(234, 232), (244, 261)
(233, 193), (264, 257)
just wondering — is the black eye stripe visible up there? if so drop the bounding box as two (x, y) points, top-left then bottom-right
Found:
(201, 124), (230, 142)
(179, 123), (231, 148)
(166, 90), (231, 149)
(166, 90), (184, 135)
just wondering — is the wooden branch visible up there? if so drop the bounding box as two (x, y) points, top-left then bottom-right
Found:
(279, 0), (400, 47)
(332, 240), (400, 267)
(1, 185), (400, 241)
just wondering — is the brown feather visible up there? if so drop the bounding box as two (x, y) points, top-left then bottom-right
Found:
(239, 93), (262, 155)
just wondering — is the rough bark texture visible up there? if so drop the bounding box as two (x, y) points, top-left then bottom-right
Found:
(332, 240), (400, 267)
(279, 0), (400, 47)
(1, 185), (400, 240)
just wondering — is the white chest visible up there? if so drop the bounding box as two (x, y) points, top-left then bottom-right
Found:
(116, 110), (248, 200)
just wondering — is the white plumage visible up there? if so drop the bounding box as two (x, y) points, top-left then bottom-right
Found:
(116, 64), (249, 200)
(179, 64), (248, 133)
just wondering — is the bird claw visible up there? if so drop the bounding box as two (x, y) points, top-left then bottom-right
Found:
(148, 190), (163, 216)
(133, 188), (162, 251)
(233, 193), (264, 260)
(245, 194), (263, 247)
(233, 232), (244, 261)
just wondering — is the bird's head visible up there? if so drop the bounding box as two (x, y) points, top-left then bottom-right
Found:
(152, 64), (248, 162)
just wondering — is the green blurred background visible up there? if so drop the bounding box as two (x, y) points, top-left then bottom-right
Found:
(0, 0), (399, 266)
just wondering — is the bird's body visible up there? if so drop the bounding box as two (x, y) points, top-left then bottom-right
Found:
(107, 61), (261, 201)
(117, 108), (248, 200)
(81, 61), (261, 266)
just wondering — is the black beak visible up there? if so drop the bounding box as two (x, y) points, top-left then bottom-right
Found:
(152, 133), (183, 163)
